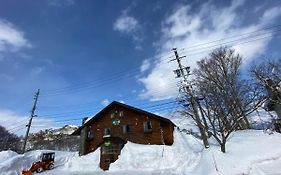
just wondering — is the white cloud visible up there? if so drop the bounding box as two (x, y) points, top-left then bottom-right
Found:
(101, 99), (110, 106)
(139, 1), (281, 100)
(140, 59), (151, 72)
(135, 45), (142, 51)
(118, 100), (125, 104)
(259, 6), (281, 25)
(0, 19), (31, 53)
(113, 10), (143, 43)
(114, 13), (139, 34)
(0, 109), (60, 136)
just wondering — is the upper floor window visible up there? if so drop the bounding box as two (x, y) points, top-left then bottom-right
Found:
(104, 128), (111, 136)
(86, 128), (94, 141)
(122, 125), (130, 134)
(143, 121), (152, 133)
(110, 113), (115, 119)
(119, 111), (124, 117)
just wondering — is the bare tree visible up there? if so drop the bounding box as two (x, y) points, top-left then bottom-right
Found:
(251, 58), (281, 118)
(188, 47), (264, 152)
(0, 125), (21, 152)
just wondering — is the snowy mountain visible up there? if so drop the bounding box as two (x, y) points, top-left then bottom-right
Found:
(1, 129), (281, 175)
(25, 125), (79, 151)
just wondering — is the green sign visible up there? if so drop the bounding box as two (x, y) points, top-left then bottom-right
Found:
(104, 141), (111, 147)
(112, 119), (121, 125)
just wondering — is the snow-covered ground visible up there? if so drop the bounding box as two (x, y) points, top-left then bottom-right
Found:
(1, 129), (281, 175)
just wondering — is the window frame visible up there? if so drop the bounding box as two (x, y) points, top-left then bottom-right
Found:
(122, 125), (130, 134)
(104, 128), (111, 136)
(143, 121), (152, 133)
(119, 111), (124, 117)
(86, 128), (94, 141)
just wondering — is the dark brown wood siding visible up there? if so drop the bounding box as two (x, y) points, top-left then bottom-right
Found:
(83, 105), (174, 155)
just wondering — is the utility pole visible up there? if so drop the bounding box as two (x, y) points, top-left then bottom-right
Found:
(171, 48), (209, 148)
(22, 89), (40, 153)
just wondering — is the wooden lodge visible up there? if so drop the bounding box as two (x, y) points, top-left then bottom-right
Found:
(72, 101), (175, 170)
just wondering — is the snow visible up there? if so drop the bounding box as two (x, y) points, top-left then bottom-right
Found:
(0, 150), (17, 163)
(192, 130), (281, 175)
(52, 125), (78, 135)
(1, 130), (281, 175)
(110, 130), (202, 174)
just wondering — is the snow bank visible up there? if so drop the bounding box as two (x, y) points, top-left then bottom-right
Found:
(62, 149), (102, 173)
(0, 150), (77, 175)
(0, 150), (17, 163)
(1, 129), (281, 175)
(110, 130), (203, 174)
(193, 130), (281, 175)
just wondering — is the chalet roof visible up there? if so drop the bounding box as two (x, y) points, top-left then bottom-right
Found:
(71, 101), (176, 135)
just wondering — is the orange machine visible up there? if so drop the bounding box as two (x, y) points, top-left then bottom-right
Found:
(22, 152), (55, 175)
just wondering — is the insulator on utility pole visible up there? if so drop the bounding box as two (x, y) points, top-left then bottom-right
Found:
(22, 89), (40, 154)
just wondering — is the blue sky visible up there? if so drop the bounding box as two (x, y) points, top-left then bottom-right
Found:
(0, 0), (280, 135)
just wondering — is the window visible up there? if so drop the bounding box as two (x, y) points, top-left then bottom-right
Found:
(122, 125), (130, 134)
(119, 111), (124, 117)
(86, 129), (94, 141)
(104, 128), (111, 135)
(110, 113), (115, 118)
(143, 121), (152, 133)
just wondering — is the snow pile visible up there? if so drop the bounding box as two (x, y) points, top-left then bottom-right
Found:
(248, 109), (277, 130)
(0, 150), (102, 175)
(110, 130), (281, 175)
(0, 150), (17, 163)
(62, 149), (101, 173)
(1, 130), (281, 175)
(193, 130), (281, 175)
(110, 130), (203, 174)
(0, 150), (77, 175)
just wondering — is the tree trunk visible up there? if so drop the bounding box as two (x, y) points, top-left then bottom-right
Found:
(201, 128), (210, 148)
(220, 140), (226, 153)
(190, 96), (210, 148)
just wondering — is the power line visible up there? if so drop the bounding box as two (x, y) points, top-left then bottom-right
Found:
(32, 100), (180, 127)
(180, 28), (281, 55)
(181, 31), (281, 58)
(39, 82), (176, 108)
(0, 127), (26, 142)
(4, 24), (278, 131)
(38, 84), (178, 110)
(33, 104), (181, 125)
(40, 25), (281, 97)
(39, 24), (281, 97)
(5, 118), (29, 129)
(36, 29), (280, 118)
(37, 99), (179, 119)
(41, 54), (174, 96)
(177, 24), (281, 51)
(7, 124), (27, 132)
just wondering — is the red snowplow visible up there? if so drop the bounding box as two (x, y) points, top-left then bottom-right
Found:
(22, 152), (55, 175)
